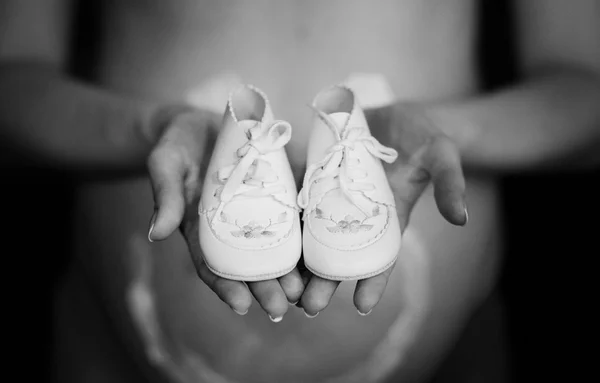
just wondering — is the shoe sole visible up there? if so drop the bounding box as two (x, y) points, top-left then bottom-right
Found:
(203, 259), (298, 282)
(304, 256), (398, 281)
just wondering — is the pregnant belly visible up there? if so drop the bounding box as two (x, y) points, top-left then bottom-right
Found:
(71, 174), (500, 383)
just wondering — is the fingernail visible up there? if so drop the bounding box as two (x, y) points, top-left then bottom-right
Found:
(148, 209), (157, 242)
(304, 310), (319, 319)
(232, 308), (248, 316)
(288, 300), (299, 306)
(268, 314), (284, 323)
(357, 309), (373, 316)
(464, 205), (469, 225)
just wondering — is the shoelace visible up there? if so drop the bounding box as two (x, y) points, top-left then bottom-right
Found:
(297, 109), (398, 218)
(212, 120), (292, 224)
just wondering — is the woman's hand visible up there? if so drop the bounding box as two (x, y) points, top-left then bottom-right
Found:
(146, 106), (305, 320)
(299, 102), (468, 316)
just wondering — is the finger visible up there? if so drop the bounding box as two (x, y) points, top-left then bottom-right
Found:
(422, 136), (467, 225)
(195, 258), (253, 315)
(300, 276), (341, 317)
(147, 113), (210, 241)
(183, 206), (252, 315)
(297, 257), (312, 286)
(294, 263), (313, 309)
(248, 280), (289, 322)
(278, 268), (305, 304)
(353, 262), (397, 315)
(147, 146), (187, 241)
(388, 165), (430, 232)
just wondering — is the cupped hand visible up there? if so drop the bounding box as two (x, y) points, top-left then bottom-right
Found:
(299, 102), (468, 317)
(146, 106), (304, 320)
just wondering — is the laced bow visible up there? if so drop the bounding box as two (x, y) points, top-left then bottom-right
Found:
(297, 109), (398, 218)
(212, 120), (291, 224)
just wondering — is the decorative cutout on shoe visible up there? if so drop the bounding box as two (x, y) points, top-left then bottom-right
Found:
(314, 208), (381, 234)
(220, 211), (290, 239)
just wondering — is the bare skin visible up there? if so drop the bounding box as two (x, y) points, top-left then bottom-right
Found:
(2, 0), (600, 382)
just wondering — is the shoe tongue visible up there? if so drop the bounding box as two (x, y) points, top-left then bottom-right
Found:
(327, 112), (351, 135)
(238, 120), (262, 137)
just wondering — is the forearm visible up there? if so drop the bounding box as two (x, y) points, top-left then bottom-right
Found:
(0, 61), (166, 171)
(432, 68), (600, 172)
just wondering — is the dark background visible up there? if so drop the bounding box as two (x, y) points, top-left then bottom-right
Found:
(480, 1), (598, 381)
(2, 0), (598, 381)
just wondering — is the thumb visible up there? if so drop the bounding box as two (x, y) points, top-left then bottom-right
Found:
(147, 144), (186, 241)
(145, 110), (215, 241)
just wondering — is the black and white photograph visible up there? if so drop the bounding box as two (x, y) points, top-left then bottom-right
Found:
(1, 1), (599, 382)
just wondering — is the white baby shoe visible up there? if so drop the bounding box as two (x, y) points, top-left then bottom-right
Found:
(298, 85), (401, 281)
(199, 85), (301, 281)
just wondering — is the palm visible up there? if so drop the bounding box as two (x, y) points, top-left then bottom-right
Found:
(368, 104), (467, 230)
(298, 104), (467, 316)
(148, 109), (303, 320)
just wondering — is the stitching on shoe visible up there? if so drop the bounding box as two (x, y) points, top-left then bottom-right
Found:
(198, 205), (214, 215)
(271, 194), (300, 211)
(307, 185), (396, 212)
(228, 84), (271, 124)
(360, 190), (396, 208)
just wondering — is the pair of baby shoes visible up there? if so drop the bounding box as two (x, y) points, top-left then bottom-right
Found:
(198, 84), (401, 282)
